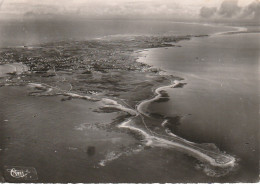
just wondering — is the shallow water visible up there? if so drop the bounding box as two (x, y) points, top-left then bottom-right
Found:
(138, 32), (260, 182)
(0, 83), (232, 182)
(0, 86), (142, 182)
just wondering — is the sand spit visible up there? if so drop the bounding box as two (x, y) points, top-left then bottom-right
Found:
(26, 80), (236, 176)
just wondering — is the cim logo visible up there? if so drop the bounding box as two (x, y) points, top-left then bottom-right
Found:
(4, 166), (38, 181)
(7, 168), (30, 178)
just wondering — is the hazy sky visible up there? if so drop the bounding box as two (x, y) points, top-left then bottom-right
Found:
(0, 0), (259, 22)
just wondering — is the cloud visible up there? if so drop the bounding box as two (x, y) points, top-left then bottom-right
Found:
(242, 0), (260, 20)
(200, 7), (217, 18)
(1, 0), (260, 24)
(218, 0), (241, 17)
(199, 0), (259, 23)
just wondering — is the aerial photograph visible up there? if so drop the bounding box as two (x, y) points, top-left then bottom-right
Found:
(0, 0), (259, 183)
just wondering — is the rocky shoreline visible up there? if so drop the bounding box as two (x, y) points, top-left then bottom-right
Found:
(0, 35), (207, 107)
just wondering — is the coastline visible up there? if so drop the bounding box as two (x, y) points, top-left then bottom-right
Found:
(0, 33), (199, 182)
(135, 26), (259, 182)
(0, 23), (255, 182)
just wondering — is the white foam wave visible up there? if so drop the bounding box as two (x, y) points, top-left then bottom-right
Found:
(101, 98), (138, 116)
(99, 151), (123, 167)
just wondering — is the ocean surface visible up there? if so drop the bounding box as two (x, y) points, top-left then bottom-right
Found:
(138, 31), (260, 181)
(0, 19), (235, 47)
(0, 21), (259, 182)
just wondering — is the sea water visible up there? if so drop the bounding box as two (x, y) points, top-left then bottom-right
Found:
(138, 31), (260, 182)
(0, 19), (234, 47)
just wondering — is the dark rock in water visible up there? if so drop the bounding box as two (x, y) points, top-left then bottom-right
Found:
(6, 72), (17, 76)
(159, 90), (169, 98)
(153, 97), (170, 103)
(61, 96), (72, 101)
(87, 146), (96, 156)
(166, 116), (182, 124)
(153, 90), (170, 102)
(163, 116), (182, 134)
(149, 112), (165, 119)
(172, 82), (187, 88)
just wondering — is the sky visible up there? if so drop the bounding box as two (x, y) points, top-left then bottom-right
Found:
(0, 0), (259, 23)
